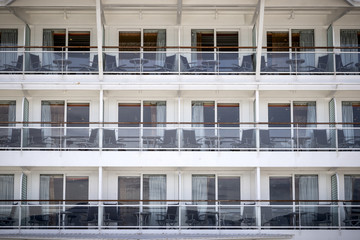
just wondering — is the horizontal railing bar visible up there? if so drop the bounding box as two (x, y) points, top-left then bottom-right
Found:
(1, 199), (359, 202)
(1, 121), (360, 125)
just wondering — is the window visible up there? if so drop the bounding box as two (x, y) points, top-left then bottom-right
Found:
(269, 175), (319, 205)
(40, 174), (64, 202)
(143, 101), (166, 127)
(65, 176), (89, 204)
(41, 101), (65, 126)
(0, 29), (18, 47)
(342, 101), (360, 126)
(293, 101), (316, 126)
(192, 175), (216, 204)
(344, 175), (360, 202)
(0, 29), (19, 68)
(268, 103), (291, 127)
(118, 103), (141, 127)
(67, 103), (89, 128)
(218, 176), (241, 205)
(0, 174), (14, 203)
(0, 100), (16, 126)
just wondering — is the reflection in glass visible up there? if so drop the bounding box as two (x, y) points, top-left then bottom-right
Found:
(65, 176), (88, 204)
(118, 176), (140, 226)
(40, 174), (64, 202)
(218, 176), (240, 205)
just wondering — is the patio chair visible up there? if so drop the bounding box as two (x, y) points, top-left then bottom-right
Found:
(28, 205), (49, 226)
(86, 206), (98, 226)
(80, 54), (98, 72)
(313, 129), (331, 148)
(261, 56), (278, 72)
(0, 203), (17, 226)
(241, 203), (256, 226)
(182, 129), (202, 148)
(28, 128), (46, 148)
(337, 129), (355, 148)
(158, 129), (177, 148)
(232, 55), (254, 72)
(260, 130), (275, 148)
(29, 53), (52, 71)
(343, 202), (360, 226)
(156, 204), (178, 226)
(312, 206), (332, 226)
(103, 204), (123, 226)
(180, 55), (205, 72)
(231, 129), (255, 148)
(3, 55), (23, 71)
(185, 206), (206, 226)
(154, 55), (176, 72)
(335, 54), (353, 72)
(103, 129), (125, 148)
(7, 128), (21, 147)
(307, 55), (329, 72)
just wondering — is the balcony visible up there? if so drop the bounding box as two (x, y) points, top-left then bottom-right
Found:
(0, 200), (359, 230)
(0, 47), (359, 75)
(1, 122), (359, 151)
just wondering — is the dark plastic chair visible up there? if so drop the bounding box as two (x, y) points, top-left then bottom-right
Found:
(3, 55), (23, 71)
(260, 130), (275, 148)
(261, 56), (278, 72)
(28, 205), (49, 226)
(103, 129), (125, 148)
(308, 55), (329, 72)
(103, 204), (123, 226)
(86, 206), (98, 225)
(158, 129), (177, 148)
(335, 54), (353, 72)
(180, 55), (205, 72)
(232, 55), (254, 72)
(312, 206), (332, 226)
(313, 129), (331, 148)
(182, 129), (202, 148)
(242, 204), (256, 226)
(0, 203), (17, 226)
(29, 54), (52, 71)
(80, 54), (98, 72)
(185, 206), (206, 226)
(154, 55), (176, 72)
(231, 129), (255, 148)
(7, 128), (21, 147)
(28, 128), (46, 147)
(156, 204), (178, 226)
(337, 129), (355, 148)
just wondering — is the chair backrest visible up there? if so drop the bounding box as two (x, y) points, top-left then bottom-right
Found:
(15, 55), (23, 70)
(9, 203), (18, 219)
(242, 129), (254, 144)
(313, 129), (328, 146)
(29, 205), (42, 220)
(87, 206), (98, 221)
(164, 55), (176, 71)
(335, 54), (344, 70)
(167, 205), (178, 220)
(243, 204), (255, 218)
(183, 129), (197, 144)
(163, 129), (177, 144)
(317, 55), (329, 71)
(104, 205), (118, 220)
(29, 128), (43, 144)
(337, 129), (345, 145)
(186, 206), (199, 220)
(10, 128), (21, 145)
(104, 54), (117, 71)
(241, 55), (254, 71)
(180, 55), (191, 70)
(103, 129), (116, 144)
(89, 129), (99, 144)
(316, 206), (330, 220)
(29, 54), (41, 70)
(260, 130), (271, 145)
(91, 55), (98, 69)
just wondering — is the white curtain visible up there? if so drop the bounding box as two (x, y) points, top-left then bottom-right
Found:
(147, 175), (166, 225)
(297, 30), (315, 69)
(298, 175), (318, 225)
(156, 102), (166, 135)
(8, 101), (16, 124)
(42, 29), (55, 67)
(340, 30), (358, 68)
(39, 175), (50, 201)
(342, 102), (354, 141)
(0, 29), (18, 66)
(344, 175), (353, 201)
(41, 102), (52, 138)
(192, 175), (209, 204)
(0, 175), (14, 202)
(192, 102), (205, 138)
(306, 102), (316, 143)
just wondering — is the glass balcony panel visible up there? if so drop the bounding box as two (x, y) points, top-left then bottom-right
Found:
(341, 204), (360, 227)
(0, 52), (24, 72)
(0, 204), (19, 228)
(299, 205), (338, 227)
(117, 127), (140, 149)
(218, 205), (242, 227)
(261, 205), (295, 227)
(65, 128), (98, 149)
(0, 127), (21, 148)
(116, 205), (139, 227)
(218, 128), (241, 149)
(336, 52), (360, 73)
(265, 128), (292, 149)
(142, 206), (167, 227)
(118, 51), (141, 72)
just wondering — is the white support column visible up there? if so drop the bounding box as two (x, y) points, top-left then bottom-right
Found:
(256, 167), (261, 227)
(255, 0), (265, 81)
(255, 90), (260, 150)
(178, 170), (182, 230)
(98, 166), (103, 228)
(178, 91), (181, 150)
(96, 0), (104, 79)
(99, 88), (103, 150)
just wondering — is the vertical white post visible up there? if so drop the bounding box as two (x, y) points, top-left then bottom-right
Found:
(98, 166), (103, 228)
(96, 0), (104, 79)
(178, 170), (182, 229)
(178, 92), (181, 151)
(255, 90), (260, 150)
(255, 0), (265, 81)
(99, 88), (104, 150)
(256, 167), (261, 227)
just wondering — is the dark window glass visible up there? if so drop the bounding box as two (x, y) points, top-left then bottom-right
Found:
(217, 103), (239, 127)
(118, 176), (140, 204)
(191, 29), (214, 51)
(270, 177), (292, 205)
(118, 103), (141, 127)
(192, 101), (215, 127)
(143, 29), (166, 51)
(40, 174), (64, 202)
(65, 176), (88, 204)
(218, 176), (240, 205)
(0, 100), (16, 126)
(143, 101), (166, 127)
(216, 31), (238, 52)
(41, 101), (65, 126)
(293, 101), (316, 126)
(291, 29), (314, 51)
(68, 31), (90, 51)
(342, 101), (360, 127)
(119, 31), (141, 51)
(0, 29), (18, 46)
(268, 103), (291, 127)
(43, 29), (66, 51)
(267, 31), (289, 51)
(345, 175), (360, 202)
(67, 103), (89, 127)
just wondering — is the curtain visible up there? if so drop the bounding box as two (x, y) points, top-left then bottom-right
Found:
(143, 30), (166, 66)
(39, 175), (50, 201)
(192, 102), (205, 138)
(0, 29), (18, 67)
(340, 30), (358, 68)
(41, 101), (52, 139)
(156, 102), (166, 135)
(306, 102), (316, 145)
(42, 29), (55, 67)
(0, 175), (14, 203)
(147, 175), (166, 225)
(342, 102), (354, 141)
(344, 175), (352, 201)
(8, 101), (16, 125)
(297, 175), (319, 226)
(298, 30), (315, 69)
(192, 175), (208, 204)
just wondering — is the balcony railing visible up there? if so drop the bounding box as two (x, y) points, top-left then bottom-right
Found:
(0, 122), (359, 151)
(0, 47), (359, 75)
(0, 200), (359, 229)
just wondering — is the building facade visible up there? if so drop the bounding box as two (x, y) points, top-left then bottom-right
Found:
(0, 0), (360, 239)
